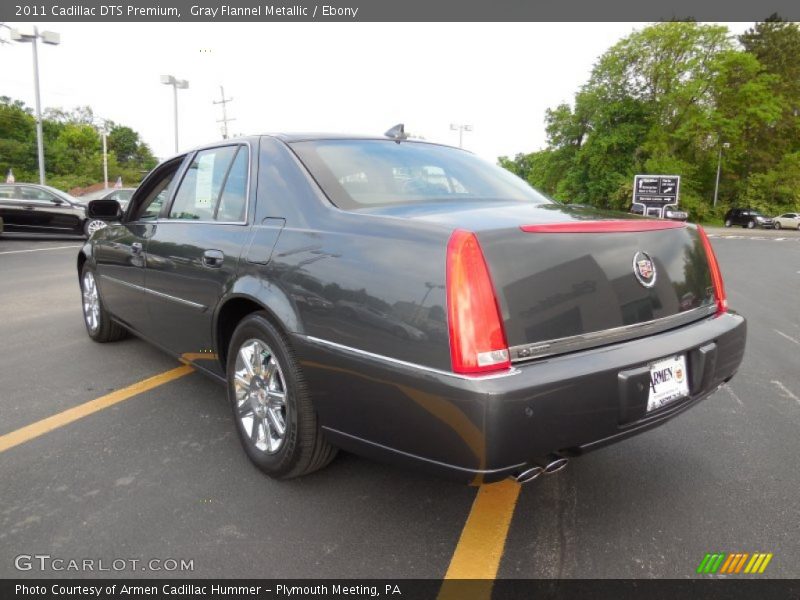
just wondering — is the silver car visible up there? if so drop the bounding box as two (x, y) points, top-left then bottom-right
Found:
(773, 212), (800, 230)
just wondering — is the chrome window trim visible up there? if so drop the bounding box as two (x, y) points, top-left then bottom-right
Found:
(162, 142), (252, 226)
(99, 274), (206, 311)
(508, 304), (717, 363)
(302, 335), (521, 381)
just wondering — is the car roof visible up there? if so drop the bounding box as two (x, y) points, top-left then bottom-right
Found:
(158, 133), (464, 167)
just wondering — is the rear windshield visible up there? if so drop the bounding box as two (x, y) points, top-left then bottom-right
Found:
(291, 139), (551, 210)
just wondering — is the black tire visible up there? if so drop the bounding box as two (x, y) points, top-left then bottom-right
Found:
(227, 312), (337, 479)
(80, 265), (127, 342)
(724, 219), (732, 227)
(746, 220), (755, 229)
(774, 222), (781, 230)
(83, 219), (107, 238)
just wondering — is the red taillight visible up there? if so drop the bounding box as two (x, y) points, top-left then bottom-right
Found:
(697, 226), (728, 315)
(446, 229), (510, 375)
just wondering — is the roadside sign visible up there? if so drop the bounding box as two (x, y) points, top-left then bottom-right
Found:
(633, 175), (680, 218)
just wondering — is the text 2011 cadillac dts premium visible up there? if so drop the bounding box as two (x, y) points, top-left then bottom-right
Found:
(77, 130), (746, 483)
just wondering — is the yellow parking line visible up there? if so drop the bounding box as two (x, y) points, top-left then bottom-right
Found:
(440, 478), (521, 596)
(0, 365), (193, 453)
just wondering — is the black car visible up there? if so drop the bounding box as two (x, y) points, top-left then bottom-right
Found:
(78, 132), (746, 483)
(723, 207), (774, 229)
(0, 183), (108, 237)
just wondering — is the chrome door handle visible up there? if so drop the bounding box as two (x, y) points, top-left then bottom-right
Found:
(202, 249), (224, 268)
(131, 242), (143, 254)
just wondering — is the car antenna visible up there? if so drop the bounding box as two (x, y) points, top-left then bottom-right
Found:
(384, 123), (409, 143)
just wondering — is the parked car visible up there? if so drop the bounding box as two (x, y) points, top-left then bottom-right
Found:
(78, 132), (746, 483)
(0, 183), (108, 237)
(80, 187), (137, 208)
(723, 208), (774, 229)
(773, 212), (800, 230)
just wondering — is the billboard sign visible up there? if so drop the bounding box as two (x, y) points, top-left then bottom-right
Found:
(632, 175), (681, 218)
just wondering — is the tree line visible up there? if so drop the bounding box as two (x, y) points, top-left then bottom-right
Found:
(499, 17), (800, 221)
(0, 97), (157, 192)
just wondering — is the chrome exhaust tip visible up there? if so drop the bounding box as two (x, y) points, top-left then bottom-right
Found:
(542, 454), (569, 475)
(514, 465), (544, 484)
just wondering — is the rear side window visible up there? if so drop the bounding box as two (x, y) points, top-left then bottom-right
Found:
(216, 148), (248, 222)
(291, 139), (551, 210)
(168, 145), (247, 221)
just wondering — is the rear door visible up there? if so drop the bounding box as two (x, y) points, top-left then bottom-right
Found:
(0, 185), (28, 230)
(93, 157), (185, 333)
(144, 143), (253, 376)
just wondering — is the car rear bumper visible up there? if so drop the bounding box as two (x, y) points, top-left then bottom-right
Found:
(295, 311), (746, 484)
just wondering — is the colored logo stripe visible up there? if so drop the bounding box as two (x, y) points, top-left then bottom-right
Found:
(697, 552), (772, 574)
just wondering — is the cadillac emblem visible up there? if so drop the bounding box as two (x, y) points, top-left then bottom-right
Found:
(633, 251), (657, 288)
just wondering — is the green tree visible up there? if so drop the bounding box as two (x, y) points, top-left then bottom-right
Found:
(0, 97), (37, 178)
(499, 20), (800, 221)
(1, 97), (157, 189)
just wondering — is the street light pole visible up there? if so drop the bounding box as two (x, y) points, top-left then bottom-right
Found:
(713, 142), (730, 208)
(30, 29), (45, 185)
(101, 128), (109, 189)
(449, 123), (473, 148)
(173, 83), (179, 152)
(11, 26), (60, 185)
(161, 75), (189, 153)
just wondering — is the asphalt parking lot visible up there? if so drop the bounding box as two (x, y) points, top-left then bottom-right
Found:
(1, 227), (798, 580)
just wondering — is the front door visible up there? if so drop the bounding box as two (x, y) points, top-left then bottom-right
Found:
(93, 157), (185, 333)
(144, 144), (252, 376)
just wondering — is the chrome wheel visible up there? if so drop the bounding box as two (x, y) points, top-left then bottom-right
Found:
(86, 219), (107, 236)
(233, 339), (288, 454)
(82, 271), (100, 332)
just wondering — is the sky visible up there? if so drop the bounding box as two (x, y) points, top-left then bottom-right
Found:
(1, 22), (751, 163)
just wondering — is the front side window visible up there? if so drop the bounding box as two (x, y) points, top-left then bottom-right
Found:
(20, 187), (56, 202)
(132, 169), (179, 221)
(168, 145), (247, 221)
(291, 140), (551, 210)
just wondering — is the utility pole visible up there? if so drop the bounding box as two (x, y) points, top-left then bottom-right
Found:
(213, 85), (235, 139)
(713, 142), (730, 208)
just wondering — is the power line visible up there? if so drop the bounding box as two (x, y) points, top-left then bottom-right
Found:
(212, 85), (235, 139)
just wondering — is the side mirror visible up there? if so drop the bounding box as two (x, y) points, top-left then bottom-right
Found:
(52, 198), (64, 205)
(87, 199), (122, 220)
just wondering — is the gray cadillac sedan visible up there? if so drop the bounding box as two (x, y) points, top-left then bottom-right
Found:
(77, 129), (746, 484)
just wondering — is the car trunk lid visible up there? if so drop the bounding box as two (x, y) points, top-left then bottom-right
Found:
(474, 218), (717, 359)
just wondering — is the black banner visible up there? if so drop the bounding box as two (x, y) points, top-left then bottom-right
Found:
(3, 579), (800, 600)
(2, 0), (800, 22)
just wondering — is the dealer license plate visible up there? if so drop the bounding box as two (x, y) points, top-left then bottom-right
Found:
(647, 354), (689, 412)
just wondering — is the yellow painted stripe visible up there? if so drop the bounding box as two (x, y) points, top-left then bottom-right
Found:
(0, 365), (193, 453)
(758, 553), (773, 573)
(443, 479), (521, 579)
(751, 554), (766, 574)
(734, 553), (749, 573)
(744, 554), (759, 573)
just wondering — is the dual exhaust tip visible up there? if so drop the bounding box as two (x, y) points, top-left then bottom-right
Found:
(514, 454), (569, 484)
